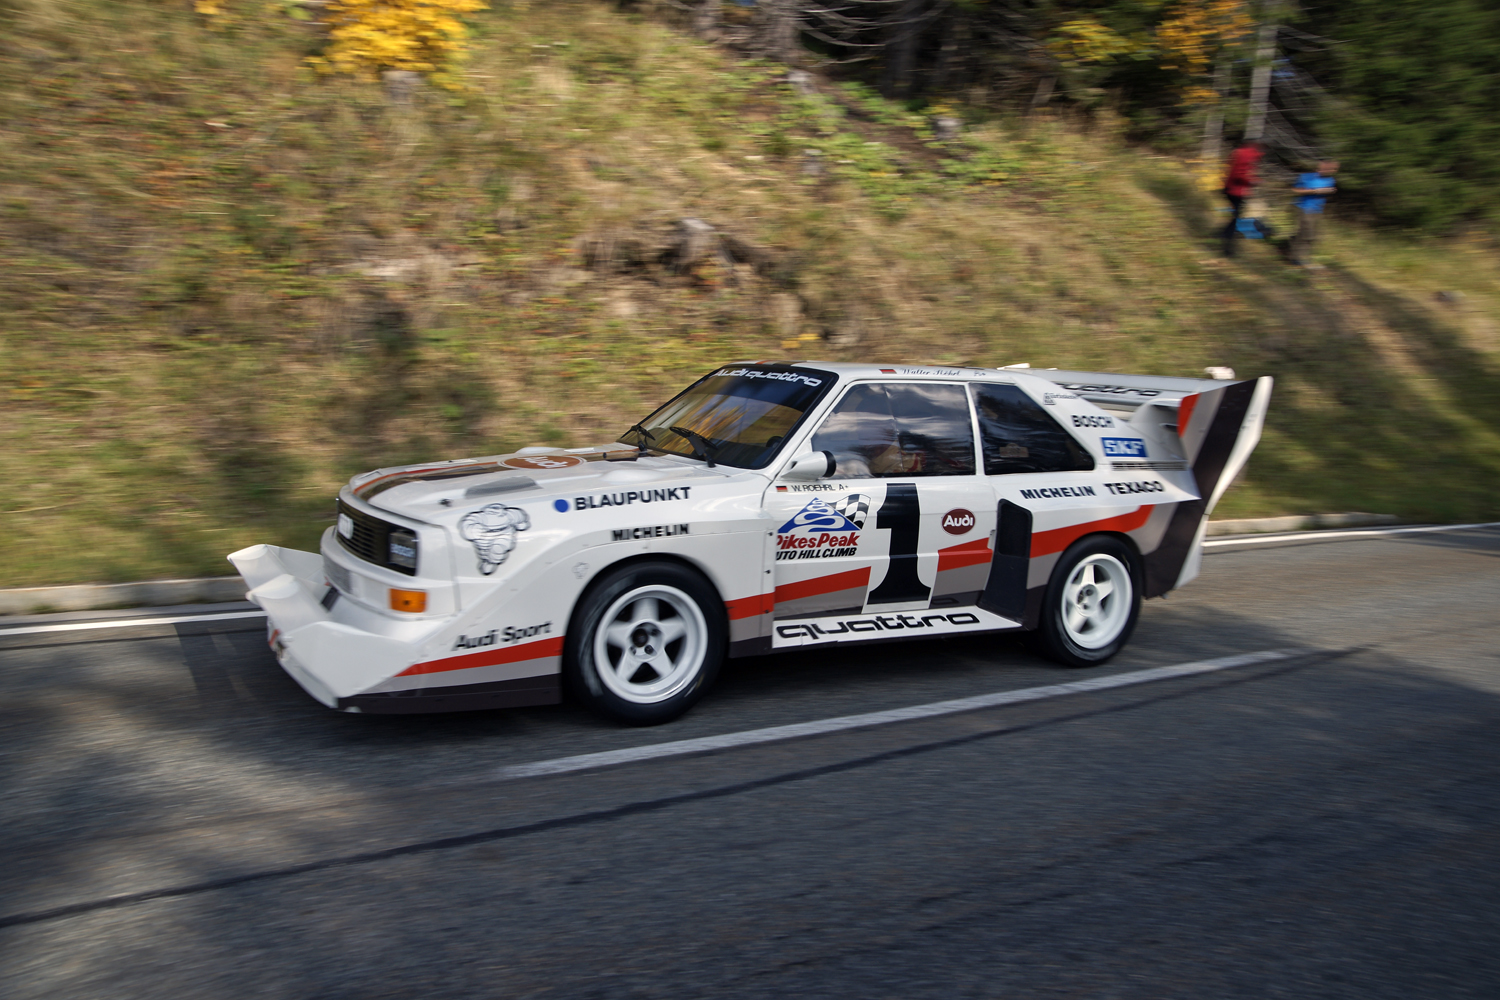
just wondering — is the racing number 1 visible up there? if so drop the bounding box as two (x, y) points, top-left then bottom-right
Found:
(867, 483), (930, 605)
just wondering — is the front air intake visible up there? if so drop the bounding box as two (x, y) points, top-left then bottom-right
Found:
(336, 500), (417, 576)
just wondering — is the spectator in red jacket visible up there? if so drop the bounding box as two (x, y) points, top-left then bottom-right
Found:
(1222, 139), (1264, 258)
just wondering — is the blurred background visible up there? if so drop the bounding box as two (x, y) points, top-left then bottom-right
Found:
(2, 0), (1497, 588)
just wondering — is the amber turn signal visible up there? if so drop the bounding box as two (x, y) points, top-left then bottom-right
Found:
(389, 588), (427, 613)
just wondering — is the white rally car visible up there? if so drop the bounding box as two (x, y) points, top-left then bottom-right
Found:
(230, 362), (1271, 724)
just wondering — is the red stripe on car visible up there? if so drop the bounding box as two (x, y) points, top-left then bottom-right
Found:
(774, 567), (871, 604)
(725, 593), (775, 620)
(1030, 506), (1154, 558)
(1177, 393), (1199, 438)
(399, 636), (565, 676)
(937, 538), (992, 572)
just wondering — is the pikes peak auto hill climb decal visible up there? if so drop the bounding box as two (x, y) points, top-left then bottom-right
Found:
(778, 495), (871, 534)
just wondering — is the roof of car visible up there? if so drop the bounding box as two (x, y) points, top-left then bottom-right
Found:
(729, 361), (1023, 379)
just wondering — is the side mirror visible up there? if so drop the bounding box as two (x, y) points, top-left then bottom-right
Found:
(782, 450), (835, 482)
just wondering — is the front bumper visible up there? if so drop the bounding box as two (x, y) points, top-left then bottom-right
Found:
(229, 543), (418, 710)
(228, 543), (561, 714)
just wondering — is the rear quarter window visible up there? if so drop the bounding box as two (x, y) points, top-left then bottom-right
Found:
(971, 383), (1095, 475)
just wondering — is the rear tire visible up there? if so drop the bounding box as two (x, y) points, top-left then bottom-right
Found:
(564, 560), (725, 725)
(1033, 535), (1141, 668)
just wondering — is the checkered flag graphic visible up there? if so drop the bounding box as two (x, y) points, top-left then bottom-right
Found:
(832, 494), (871, 529)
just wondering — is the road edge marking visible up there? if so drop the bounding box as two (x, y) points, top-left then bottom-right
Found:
(494, 648), (1307, 781)
(0, 610), (267, 637)
(1204, 521), (1500, 549)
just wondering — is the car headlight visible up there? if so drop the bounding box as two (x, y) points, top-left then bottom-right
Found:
(388, 528), (419, 572)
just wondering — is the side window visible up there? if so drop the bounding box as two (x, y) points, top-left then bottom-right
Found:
(810, 383), (976, 478)
(972, 383), (1095, 475)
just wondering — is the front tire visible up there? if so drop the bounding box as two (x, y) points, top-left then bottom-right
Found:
(1033, 535), (1141, 668)
(564, 560), (725, 725)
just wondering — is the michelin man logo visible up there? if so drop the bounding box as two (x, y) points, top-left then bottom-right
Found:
(459, 503), (531, 575)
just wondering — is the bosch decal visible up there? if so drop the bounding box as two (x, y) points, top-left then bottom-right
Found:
(1071, 414), (1113, 428)
(1100, 437), (1149, 458)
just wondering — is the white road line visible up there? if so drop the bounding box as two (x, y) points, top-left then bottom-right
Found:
(0, 611), (267, 637)
(493, 648), (1306, 781)
(1204, 521), (1500, 549)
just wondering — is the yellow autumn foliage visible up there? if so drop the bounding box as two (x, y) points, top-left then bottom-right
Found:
(310, 0), (489, 88)
(1155, 0), (1253, 76)
(1047, 18), (1137, 66)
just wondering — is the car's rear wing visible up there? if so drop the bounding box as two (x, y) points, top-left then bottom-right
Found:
(1021, 368), (1274, 593)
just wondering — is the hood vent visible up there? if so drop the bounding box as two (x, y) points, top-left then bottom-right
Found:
(464, 475), (539, 499)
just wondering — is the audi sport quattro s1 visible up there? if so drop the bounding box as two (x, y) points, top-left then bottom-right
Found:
(230, 362), (1271, 724)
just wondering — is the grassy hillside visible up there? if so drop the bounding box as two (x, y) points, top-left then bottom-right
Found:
(3, 0), (1499, 589)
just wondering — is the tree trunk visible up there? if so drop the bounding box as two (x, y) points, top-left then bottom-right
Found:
(759, 0), (800, 64)
(693, 0), (719, 39)
(880, 0), (926, 99)
(1245, 6), (1278, 141)
(1201, 55), (1230, 163)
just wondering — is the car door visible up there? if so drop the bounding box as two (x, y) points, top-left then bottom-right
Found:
(763, 380), (997, 646)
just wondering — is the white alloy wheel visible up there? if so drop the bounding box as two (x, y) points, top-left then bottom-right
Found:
(1060, 553), (1133, 649)
(592, 584), (709, 704)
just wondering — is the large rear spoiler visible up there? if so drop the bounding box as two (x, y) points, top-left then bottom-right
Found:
(1021, 368), (1275, 593)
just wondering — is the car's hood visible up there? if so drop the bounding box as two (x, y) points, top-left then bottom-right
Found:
(349, 446), (738, 519)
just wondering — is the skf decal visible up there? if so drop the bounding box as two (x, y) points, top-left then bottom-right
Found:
(941, 508), (976, 535)
(612, 523), (690, 541)
(776, 611), (982, 639)
(778, 495), (869, 534)
(1100, 437), (1149, 458)
(776, 531), (859, 561)
(557, 487), (693, 513)
(459, 504), (530, 575)
(1103, 480), (1166, 495)
(1018, 486), (1098, 500)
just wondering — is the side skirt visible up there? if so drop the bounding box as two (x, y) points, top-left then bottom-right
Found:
(338, 674), (561, 714)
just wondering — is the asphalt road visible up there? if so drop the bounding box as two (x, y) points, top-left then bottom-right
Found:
(3, 527), (1499, 999)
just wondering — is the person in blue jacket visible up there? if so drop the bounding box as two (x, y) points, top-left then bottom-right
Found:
(1291, 160), (1338, 267)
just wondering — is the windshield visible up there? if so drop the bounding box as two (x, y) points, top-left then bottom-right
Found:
(621, 365), (838, 470)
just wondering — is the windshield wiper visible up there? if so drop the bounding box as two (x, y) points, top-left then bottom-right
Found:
(669, 425), (717, 468)
(626, 422), (656, 458)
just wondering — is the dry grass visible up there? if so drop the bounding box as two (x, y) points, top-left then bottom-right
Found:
(2, 0), (1498, 587)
